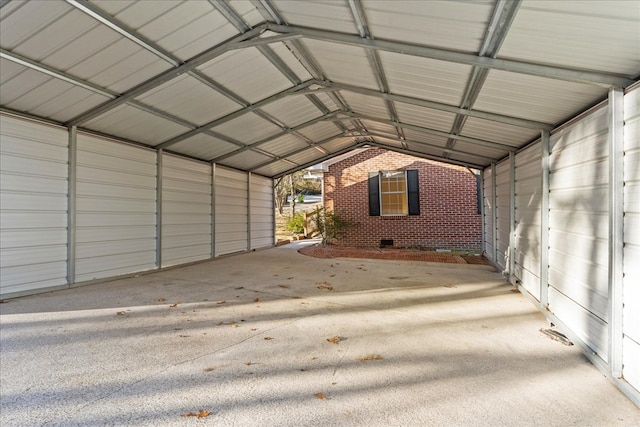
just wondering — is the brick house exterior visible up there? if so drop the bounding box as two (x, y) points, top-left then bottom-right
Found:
(323, 148), (482, 250)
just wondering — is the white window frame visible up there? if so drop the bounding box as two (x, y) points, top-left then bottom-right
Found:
(379, 170), (408, 216)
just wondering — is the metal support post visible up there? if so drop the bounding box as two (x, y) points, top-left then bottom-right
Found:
(509, 151), (516, 281)
(67, 126), (77, 285)
(247, 172), (252, 251)
(211, 163), (216, 258)
(492, 162), (497, 263)
(156, 149), (163, 268)
(540, 130), (550, 309)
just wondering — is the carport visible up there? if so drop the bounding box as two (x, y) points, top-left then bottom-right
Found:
(0, 0), (639, 415)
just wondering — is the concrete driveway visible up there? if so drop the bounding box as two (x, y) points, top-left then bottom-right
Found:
(1, 241), (639, 426)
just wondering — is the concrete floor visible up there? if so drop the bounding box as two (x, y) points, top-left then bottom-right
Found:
(1, 241), (639, 426)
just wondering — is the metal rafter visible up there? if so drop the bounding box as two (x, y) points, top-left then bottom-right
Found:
(337, 112), (515, 151)
(266, 23), (635, 88)
(273, 141), (370, 179)
(347, 0), (406, 147)
(315, 80), (552, 130)
(444, 0), (522, 155)
(363, 141), (485, 169)
(156, 80), (315, 149)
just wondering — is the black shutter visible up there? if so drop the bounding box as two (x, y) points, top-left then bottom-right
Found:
(368, 172), (380, 216)
(476, 174), (482, 214)
(407, 170), (420, 215)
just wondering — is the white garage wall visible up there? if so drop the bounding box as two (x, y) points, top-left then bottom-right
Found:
(495, 159), (511, 271)
(514, 141), (542, 300)
(548, 105), (610, 361)
(483, 165), (495, 262)
(75, 133), (157, 282)
(161, 154), (212, 267)
(623, 87), (640, 392)
(250, 174), (274, 250)
(215, 166), (248, 256)
(0, 115), (68, 297)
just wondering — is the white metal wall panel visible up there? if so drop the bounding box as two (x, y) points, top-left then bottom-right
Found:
(75, 134), (157, 282)
(215, 167), (248, 256)
(514, 141), (542, 300)
(0, 115), (68, 297)
(250, 174), (274, 250)
(161, 154), (211, 267)
(495, 159), (511, 271)
(483, 167), (495, 262)
(623, 87), (640, 392)
(548, 106), (609, 361)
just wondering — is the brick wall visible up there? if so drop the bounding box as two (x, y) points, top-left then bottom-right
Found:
(324, 148), (482, 250)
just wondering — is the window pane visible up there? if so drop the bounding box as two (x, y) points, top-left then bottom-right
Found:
(380, 171), (408, 215)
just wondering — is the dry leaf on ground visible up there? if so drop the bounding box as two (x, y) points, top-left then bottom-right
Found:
(264, 337), (273, 340)
(326, 336), (342, 344)
(156, 298), (166, 302)
(116, 311), (126, 316)
(217, 300), (226, 304)
(254, 297), (260, 302)
(181, 410), (211, 418)
(278, 285), (289, 288)
(358, 354), (384, 361)
(169, 302), (180, 308)
(315, 392), (327, 400)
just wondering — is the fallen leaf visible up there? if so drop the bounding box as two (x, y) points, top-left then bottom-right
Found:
(250, 328), (258, 331)
(317, 285), (333, 290)
(245, 361), (255, 365)
(181, 410), (211, 418)
(169, 302), (180, 308)
(116, 311), (126, 316)
(204, 367), (215, 372)
(287, 277), (294, 280)
(443, 284), (457, 288)
(178, 335), (190, 338)
(217, 300), (226, 304)
(358, 354), (384, 361)
(329, 274), (336, 277)
(254, 297), (260, 302)
(264, 337), (273, 340)
(278, 284), (289, 289)
(326, 336), (342, 344)
(235, 286), (244, 290)
(156, 298), (166, 302)
(315, 392), (327, 400)
(231, 323), (239, 328)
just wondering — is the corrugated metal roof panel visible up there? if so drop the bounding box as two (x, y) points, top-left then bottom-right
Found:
(366, 0), (493, 53)
(170, 133), (239, 161)
(84, 104), (190, 146)
(285, 146), (326, 165)
(320, 137), (355, 153)
(380, 51), (473, 106)
(198, 47), (293, 104)
(405, 142), (446, 158)
(274, 0), (356, 34)
(211, 112), (283, 144)
(252, 160), (292, 177)
(135, 74), (239, 126)
(340, 91), (388, 119)
(301, 39), (379, 90)
(221, 150), (272, 170)
(373, 138), (405, 149)
(452, 140), (510, 160)
(474, 70), (607, 124)
(298, 121), (343, 141)
(499, 0), (640, 76)
(259, 95), (322, 128)
(0, 67), (54, 105)
(360, 120), (397, 136)
(461, 117), (540, 148)
(268, 42), (313, 82)
(229, 0), (265, 27)
(395, 103), (457, 133)
(313, 91), (339, 111)
(398, 130), (449, 148)
(259, 134), (309, 157)
(0, 1), (71, 49)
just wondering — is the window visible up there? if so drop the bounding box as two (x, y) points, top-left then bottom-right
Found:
(380, 171), (408, 215)
(368, 170), (419, 216)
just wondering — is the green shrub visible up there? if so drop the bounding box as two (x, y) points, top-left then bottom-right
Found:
(286, 212), (305, 234)
(312, 207), (352, 245)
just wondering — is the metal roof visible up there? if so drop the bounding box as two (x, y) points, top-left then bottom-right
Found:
(1, 0), (638, 177)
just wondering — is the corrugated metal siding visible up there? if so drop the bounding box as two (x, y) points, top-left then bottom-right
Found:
(623, 86), (640, 392)
(548, 105), (609, 361)
(514, 141), (542, 300)
(250, 174), (274, 249)
(75, 133), (157, 282)
(483, 166), (494, 262)
(161, 154), (211, 267)
(215, 166), (248, 256)
(495, 159), (511, 271)
(0, 114), (68, 297)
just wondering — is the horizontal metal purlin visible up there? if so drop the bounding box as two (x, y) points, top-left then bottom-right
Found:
(66, 24), (268, 126)
(210, 111), (340, 163)
(267, 24), (634, 88)
(0, 49), (116, 98)
(366, 131), (496, 162)
(156, 80), (315, 149)
(339, 112), (515, 151)
(249, 131), (349, 172)
(316, 81), (552, 130)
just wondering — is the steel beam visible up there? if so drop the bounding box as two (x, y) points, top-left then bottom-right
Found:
(247, 172), (252, 250)
(608, 86), (624, 378)
(509, 151), (516, 281)
(480, 169), (486, 254)
(211, 163), (216, 257)
(540, 130), (550, 308)
(67, 126), (77, 285)
(156, 149), (163, 268)
(273, 142), (369, 178)
(364, 141), (485, 169)
(492, 162), (498, 263)
(266, 23), (635, 88)
(316, 80), (552, 130)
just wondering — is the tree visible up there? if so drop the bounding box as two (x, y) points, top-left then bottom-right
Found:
(274, 171), (306, 216)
